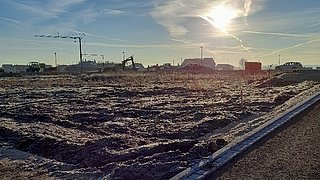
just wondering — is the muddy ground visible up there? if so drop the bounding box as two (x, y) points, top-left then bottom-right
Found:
(0, 71), (319, 179)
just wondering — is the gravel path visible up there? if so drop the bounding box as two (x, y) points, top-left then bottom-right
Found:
(217, 102), (320, 179)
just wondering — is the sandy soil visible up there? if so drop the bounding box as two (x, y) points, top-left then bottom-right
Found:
(0, 148), (53, 180)
(217, 102), (320, 179)
(0, 71), (319, 179)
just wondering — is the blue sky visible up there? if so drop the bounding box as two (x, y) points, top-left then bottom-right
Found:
(1, 0), (320, 66)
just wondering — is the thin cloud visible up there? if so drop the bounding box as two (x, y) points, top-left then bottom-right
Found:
(0, 37), (75, 51)
(87, 42), (174, 48)
(259, 38), (320, 58)
(8, 1), (59, 18)
(71, 8), (101, 24)
(244, 31), (310, 38)
(5, 0), (88, 24)
(71, 30), (134, 44)
(244, 0), (252, 17)
(86, 41), (203, 49)
(0, 17), (20, 24)
(209, 49), (246, 55)
(107, 1), (155, 16)
(243, 0), (252, 25)
(150, 0), (198, 37)
(47, 0), (87, 14)
(150, 0), (266, 37)
(101, 9), (125, 16)
(170, 38), (192, 44)
(307, 22), (320, 28)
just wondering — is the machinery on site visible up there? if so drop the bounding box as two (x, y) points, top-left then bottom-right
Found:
(275, 61), (303, 71)
(122, 55), (136, 70)
(35, 33), (84, 71)
(26, 62), (41, 72)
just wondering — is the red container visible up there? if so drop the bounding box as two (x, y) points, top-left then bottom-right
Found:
(245, 62), (261, 74)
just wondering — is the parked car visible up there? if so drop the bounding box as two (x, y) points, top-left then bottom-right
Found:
(275, 62), (303, 71)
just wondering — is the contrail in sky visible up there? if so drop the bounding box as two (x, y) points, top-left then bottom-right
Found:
(244, 30), (310, 38)
(259, 38), (320, 58)
(307, 22), (320, 28)
(200, 15), (250, 54)
(0, 16), (20, 24)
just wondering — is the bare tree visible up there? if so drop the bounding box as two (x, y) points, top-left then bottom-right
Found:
(239, 58), (247, 70)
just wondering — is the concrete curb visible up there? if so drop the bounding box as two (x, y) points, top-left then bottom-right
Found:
(171, 92), (320, 180)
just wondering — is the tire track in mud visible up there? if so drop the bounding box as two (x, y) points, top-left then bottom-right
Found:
(0, 123), (196, 169)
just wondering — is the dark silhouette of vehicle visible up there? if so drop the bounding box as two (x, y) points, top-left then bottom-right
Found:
(26, 62), (41, 72)
(275, 62), (303, 71)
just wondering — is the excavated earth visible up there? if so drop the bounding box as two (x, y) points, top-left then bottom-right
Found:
(0, 71), (319, 179)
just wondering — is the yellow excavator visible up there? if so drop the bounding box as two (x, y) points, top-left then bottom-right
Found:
(122, 56), (136, 70)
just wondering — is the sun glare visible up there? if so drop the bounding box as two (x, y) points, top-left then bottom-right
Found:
(208, 5), (237, 29)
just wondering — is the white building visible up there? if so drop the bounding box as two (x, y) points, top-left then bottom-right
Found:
(14, 65), (28, 73)
(60, 60), (100, 72)
(215, 64), (234, 70)
(2, 64), (14, 73)
(181, 58), (216, 69)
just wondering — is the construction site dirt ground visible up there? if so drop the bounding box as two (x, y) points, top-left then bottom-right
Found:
(217, 101), (320, 180)
(0, 71), (320, 179)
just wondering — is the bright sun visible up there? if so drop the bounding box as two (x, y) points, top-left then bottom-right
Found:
(208, 5), (237, 29)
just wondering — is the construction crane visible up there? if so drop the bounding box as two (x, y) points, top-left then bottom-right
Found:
(34, 33), (85, 71)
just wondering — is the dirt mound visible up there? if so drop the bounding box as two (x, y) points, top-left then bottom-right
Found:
(180, 64), (214, 73)
(257, 71), (320, 87)
(273, 91), (297, 104)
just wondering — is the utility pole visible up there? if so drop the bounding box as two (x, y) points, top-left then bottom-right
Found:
(35, 33), (85, 71)
(278, 54), (281, 65)
(79, 37), (83, 71)
(54, 52), (57, 67)
(200, 46), (203, 66)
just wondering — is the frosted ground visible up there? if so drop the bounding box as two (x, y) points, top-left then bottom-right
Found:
(0, 71), (319, 179)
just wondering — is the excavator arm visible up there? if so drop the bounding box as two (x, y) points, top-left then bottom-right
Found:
(122, 56), (135, 69)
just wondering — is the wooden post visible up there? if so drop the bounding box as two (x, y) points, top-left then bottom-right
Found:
(240, 89), (244, 112)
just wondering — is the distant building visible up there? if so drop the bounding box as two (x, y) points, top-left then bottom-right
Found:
(129, 63), (145, 71)
(147, 64), (160, 71)
(60, 60), (100, 72)
(97, 62), (121, 71)
(245, 62), (262, 74)
(215, 64), (234, 70)
(14, 65), (28, 73)
(158, 63), (173, 70)
(1, 63), (52, 73)
(56, 65), (68, 72)
(181, 58), (216, 69)
(2, 64), (14, 73)
(80, 60), (100, 71)
(97, 62), (115, 68)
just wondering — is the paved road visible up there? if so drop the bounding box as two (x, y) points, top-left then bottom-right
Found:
(217, 102), (320, 179)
